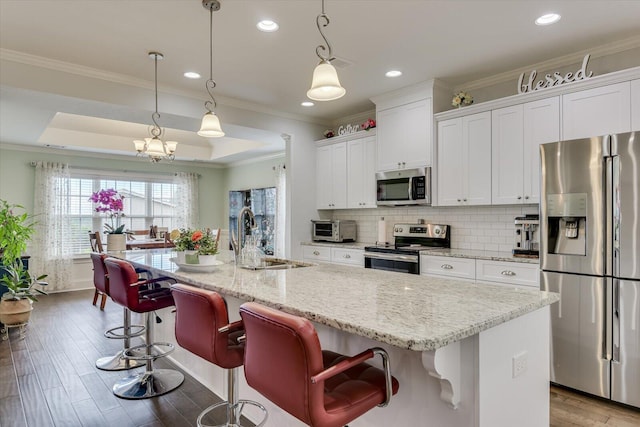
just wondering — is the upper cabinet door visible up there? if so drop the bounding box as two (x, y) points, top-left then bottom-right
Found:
(377, 99), (431, 171)
(346, 136), (376, 209)
(437, 118), (464, 206)
(562, 81), (631, 140)
(631, 79), (640, 132)
(492, 105), (524, 205)
(464, 112), (492, 205)
(523, 97), (560, 204)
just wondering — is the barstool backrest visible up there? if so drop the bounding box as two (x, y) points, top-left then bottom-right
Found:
(90, 252), (109, 295)
(171, 284), (244, 369)
(239, 302), (325, 424)
(104, 258), (141, 309)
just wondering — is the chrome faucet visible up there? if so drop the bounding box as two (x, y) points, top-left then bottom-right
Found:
(231, 206), (256, 260)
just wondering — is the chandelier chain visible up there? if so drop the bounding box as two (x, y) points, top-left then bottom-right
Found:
(205, 3), (218, 114)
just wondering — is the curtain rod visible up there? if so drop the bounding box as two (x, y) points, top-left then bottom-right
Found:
(29, 162), (200, 177)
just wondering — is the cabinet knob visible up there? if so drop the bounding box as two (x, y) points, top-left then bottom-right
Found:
(525, 196), (529, 200)
(517, 196), (522, 200)
(402, 162), (406, 167)
(457, 199), (461, 202)
(344, 254), (351, 259)
(313, 250), (320, 256)
(441, 264), (453, 270)
(463, 198), (467, 202)
(501, 270), (516, 276)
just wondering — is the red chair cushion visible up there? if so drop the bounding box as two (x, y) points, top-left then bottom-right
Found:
(171, 284), (244, 369)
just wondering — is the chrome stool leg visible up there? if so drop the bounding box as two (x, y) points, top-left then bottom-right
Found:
(96, 307), (145, 371)
(112, 311), (184, 399)
(197, 368), (268, 427)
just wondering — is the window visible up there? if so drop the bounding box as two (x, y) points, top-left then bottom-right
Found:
(67, 172), (180, 255)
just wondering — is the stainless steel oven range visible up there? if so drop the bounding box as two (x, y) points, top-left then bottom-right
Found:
(364, 223), (450, 274)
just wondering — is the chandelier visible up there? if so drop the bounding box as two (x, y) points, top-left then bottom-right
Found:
(307, 0), (346, 101)
(198, 0), (225, 138)
(133, 52), (178, 162)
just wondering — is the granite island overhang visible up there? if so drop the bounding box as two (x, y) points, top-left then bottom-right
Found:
(113, 249), (559, 427)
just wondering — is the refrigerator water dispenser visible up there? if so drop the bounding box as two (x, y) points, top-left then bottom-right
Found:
(546, 193), (587, 256)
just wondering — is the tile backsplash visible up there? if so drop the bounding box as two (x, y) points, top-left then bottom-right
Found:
(327, 204), (539, 252)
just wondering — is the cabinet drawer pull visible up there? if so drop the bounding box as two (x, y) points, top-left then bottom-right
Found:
(441, 264), (453, 270)
(344, 254), (351, 259)
(313, 250), (320, 256)
(501, 270), (516, 276)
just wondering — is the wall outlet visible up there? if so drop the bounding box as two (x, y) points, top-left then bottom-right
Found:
(512, 351), (528, 378)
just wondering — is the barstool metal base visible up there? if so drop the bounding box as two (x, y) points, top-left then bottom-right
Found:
(197, 399), (268, 427)
(112, 368), (184, 399)
(95, 350), (145, 371)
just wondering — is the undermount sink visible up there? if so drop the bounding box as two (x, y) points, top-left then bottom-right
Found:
(239, 258), (314, 270)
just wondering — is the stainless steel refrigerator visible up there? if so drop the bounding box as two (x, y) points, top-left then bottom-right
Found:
(540, 131), (639, 409)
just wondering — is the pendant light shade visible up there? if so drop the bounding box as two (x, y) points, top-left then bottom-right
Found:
(307, 60), (346, 101)
(199, 0), (224, 138)
(132, 52), (177, 162)
(198, 112), (225, 137)
(307, 0), (345, 101)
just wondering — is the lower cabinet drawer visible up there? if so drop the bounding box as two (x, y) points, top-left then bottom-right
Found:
(421, 255), (476, 280)
(302, 245), (331, 262)
(475, 260), (539, 288)
(331, 248), (364, 267)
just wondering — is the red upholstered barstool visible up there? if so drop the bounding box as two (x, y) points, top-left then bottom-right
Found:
(91, 253), (145, 371)
(170, 284), (267, 427)
(239, 302), (399, 427)
(104, 258), (184, 399)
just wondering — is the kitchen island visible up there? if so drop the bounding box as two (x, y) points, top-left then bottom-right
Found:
(115, 249), (558, 427)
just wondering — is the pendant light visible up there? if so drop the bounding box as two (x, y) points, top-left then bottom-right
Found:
(307, 0), (346, 101)
(133, 52), (178, 162)
(198, 0), (225, 138)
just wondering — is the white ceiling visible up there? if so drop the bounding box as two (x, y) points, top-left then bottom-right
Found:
(1, 0), (640, 164)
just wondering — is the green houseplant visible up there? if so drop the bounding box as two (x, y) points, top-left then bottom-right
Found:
(0, 200), (47, 326)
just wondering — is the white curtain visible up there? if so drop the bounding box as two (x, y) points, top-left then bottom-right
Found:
(275, 164), (286, 258)
(31, 162), (72, 292)
(173, 172), (199, 229)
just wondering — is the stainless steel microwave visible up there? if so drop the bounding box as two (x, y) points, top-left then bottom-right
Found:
(376, 167), (431, 206)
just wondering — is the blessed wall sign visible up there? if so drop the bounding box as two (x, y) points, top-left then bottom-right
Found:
(517, 54), (594, 94)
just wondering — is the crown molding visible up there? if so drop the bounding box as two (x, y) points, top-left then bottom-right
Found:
(455, 35), (640, 92)
(0, 48), (329, 127)
(226, 152), (286, 168)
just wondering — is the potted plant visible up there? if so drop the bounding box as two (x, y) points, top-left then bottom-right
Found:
(0, 262), (48, 325)
(196, 229), (219, 265)
(0, 200), (34, 263)
(173, 228), (196, 263)
(89, 188), (127, 251)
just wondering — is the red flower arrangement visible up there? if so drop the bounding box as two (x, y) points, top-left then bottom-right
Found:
(361, 118), (376, 130)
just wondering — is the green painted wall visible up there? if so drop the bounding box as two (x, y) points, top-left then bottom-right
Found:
(0, 146), (226, 229)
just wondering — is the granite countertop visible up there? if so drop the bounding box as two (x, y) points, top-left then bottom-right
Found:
(117, 249), (557, 352)
(423, 248), (540, 264)
(302, 242), (539, 264)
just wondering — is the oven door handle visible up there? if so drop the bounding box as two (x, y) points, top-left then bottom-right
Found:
(364, 252), (419, 263)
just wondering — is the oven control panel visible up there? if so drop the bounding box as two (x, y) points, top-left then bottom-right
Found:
(393, 223), (448, 239)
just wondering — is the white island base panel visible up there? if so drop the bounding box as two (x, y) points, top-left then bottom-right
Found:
(148, 297), (550, 427)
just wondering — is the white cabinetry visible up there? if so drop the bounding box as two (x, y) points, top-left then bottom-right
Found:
(492, 97), (559, 205)
(302, 245), (363, 267)
(437, 111), (492, 206)
(376, 99), (431, 171)
(347, 135), (377, 208)
(316, 142), (347, 209)
(330, 247), (364, 267)
(475, 260), (539, 289)
(421, 254), (540, 289)
(421, 255), (476, 281)
(631, 79), (640, 131)
(562, 81), (631, 140)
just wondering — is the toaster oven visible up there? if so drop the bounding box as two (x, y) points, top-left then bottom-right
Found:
(311, 220), (356, 242)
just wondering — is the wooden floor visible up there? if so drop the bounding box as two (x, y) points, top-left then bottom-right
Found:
(1, 289), (639, 427)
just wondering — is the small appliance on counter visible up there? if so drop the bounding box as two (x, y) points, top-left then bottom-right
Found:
(513, 214), (539, 257)
(364, 223), (450, 274)
(311, 219), (356, 243)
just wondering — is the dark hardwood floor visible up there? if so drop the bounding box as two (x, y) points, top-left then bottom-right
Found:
(0, 289), (232, 427)
(1, 289), (639, 426)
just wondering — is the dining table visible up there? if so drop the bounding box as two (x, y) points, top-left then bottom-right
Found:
(125, 238), (174, 250)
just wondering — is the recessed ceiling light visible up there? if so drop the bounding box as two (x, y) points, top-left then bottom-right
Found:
(535, 13), (561, 26)
(385, 70), (402, 78)
(301, 101), (314, 107)
(257, 20), (279, 32)
(184, 71), (201, 79)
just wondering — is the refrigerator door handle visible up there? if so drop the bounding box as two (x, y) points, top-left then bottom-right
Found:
(612, 278), (620, 363)
(603, 278), (613, 360)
